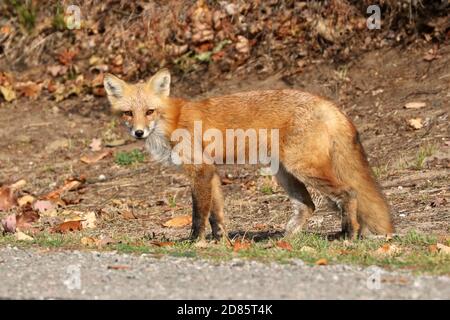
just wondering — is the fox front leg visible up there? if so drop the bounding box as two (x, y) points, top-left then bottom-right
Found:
(187, 165), (215, 242)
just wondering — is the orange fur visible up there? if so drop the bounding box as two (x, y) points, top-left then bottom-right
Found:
(104, 70), (394, 240)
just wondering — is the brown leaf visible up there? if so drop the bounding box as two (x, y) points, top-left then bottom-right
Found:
(315, 258), (328, 266)
(80, 211), (97, 229)
(1, 214), (16, 233)
(47, 65), (67, 77)
(221, 177), (233, 185)
(436, 243), (450, 255)
(428, 244), (438, 254)
(89, 138), (102, 151)
(423, 51), (440, 62)
(33, 200), (55, 213)
(96, 236), (115, 248)
(58, 49), (78, 65)
(374, 243), (401, 256)
(44, 178), (83, 200)
(52, 220), (82, 233)
(107, 265), (130, 270)
(81, 236), (97, 246)
(254, 223), (268, 230)
(163, 215), (192, 228)
(233, 239), (251, 252)
(80, 150), (111, 164)
(16, 231), (33, 241)
(16, 204), (40, 231)
(0, 85), (16, 102)
(300, 246), (317, 254)
(120, 211), (137, 220)
(15, 81), (42, 99)
(151, 241), (175, 247)
(0, 186), (17, 211)
(276, 240), (293, 251)
(0, 25), (11, 35)
(235, 35), (250, 54)
(404, 101), (426, 109)
(407, 118), (423, 130)
(18, 195), (36, 207)
(431, 197), (447, 207)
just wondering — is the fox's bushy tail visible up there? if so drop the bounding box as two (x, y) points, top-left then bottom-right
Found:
(332, 126), (394, 235)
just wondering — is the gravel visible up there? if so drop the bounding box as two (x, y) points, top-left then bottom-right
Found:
(0, 246), (449, 299)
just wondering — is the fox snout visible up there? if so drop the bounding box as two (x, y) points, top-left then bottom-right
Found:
(130, 127), (150, 139)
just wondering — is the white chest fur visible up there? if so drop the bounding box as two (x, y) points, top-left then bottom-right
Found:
(145, 124), (173, 165)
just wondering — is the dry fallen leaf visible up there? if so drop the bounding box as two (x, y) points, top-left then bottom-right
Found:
(96, 236), (115, 248)
(33, 200), (55, 213)
(374, 243), (401, 256)
(120, 211), (137, 220)
(407, 118), (423, 130)
(15, 81), (42, 99)
(89, 138), (102, 152)
(52, 220), (82, 233)
(58, 48), (78, 65)
(0, 186), (17, 211)
(81, 211), (97, 229)
(0, 85), (16, 102)
(428, 244), (438, 254)
(80, 150), (111, 164)
(1, 214), (16, 233)
(300, 246), (317, 254)
(233, 239), (251, 252)
(47, 65), (67, 77)
(151, 241), (175, 247)
(254, 223), (268, 230)
(81, 236), (114, 248)
(436, 243), (450, 255)
(16, 204), (40, 231)
(18, 195), (36, 207)
(16, 231), (34, 241)
(81, 236), (97, 246)
(221, 177), (233, 185)
(163, 215), (192, 228)
(276, 240), (293, 251)
(108, 265), (130, 270)
(404, 101), (426, 109)
(44, 178), (83, 200)
(315, 258), (328, 266)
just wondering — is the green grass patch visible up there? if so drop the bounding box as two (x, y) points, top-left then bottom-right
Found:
(8, 0), (37, 33)
(114, 149), (145, 166)
(1, 230), (449, 275)
(413, 144), (436, 169)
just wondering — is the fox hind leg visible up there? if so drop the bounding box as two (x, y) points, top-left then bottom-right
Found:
(333, 188), (359, 239)
(209, 172), (227, 241)
(276, 163), (315, 236)
(282, 160), (360, 239)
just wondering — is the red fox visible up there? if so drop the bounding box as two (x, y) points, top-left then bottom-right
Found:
(104, 69), (394, 242)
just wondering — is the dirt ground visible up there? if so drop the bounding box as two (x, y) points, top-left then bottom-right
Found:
(0, 42), (449, 242)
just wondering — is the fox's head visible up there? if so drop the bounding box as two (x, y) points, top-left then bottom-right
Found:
(103, 69), (171, 139)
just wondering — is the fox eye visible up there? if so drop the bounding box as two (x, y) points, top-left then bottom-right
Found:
(146, 109), (154, 116)
(123, 111), (133, 117)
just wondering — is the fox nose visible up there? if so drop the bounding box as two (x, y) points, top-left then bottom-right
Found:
(134, 130), (144, 138)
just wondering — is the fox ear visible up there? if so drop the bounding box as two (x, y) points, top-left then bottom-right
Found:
(149, 69), (171, 97)
(104, 73), (126, 99)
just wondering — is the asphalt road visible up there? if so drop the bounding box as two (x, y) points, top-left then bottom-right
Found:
(0, 246), (449, 299)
